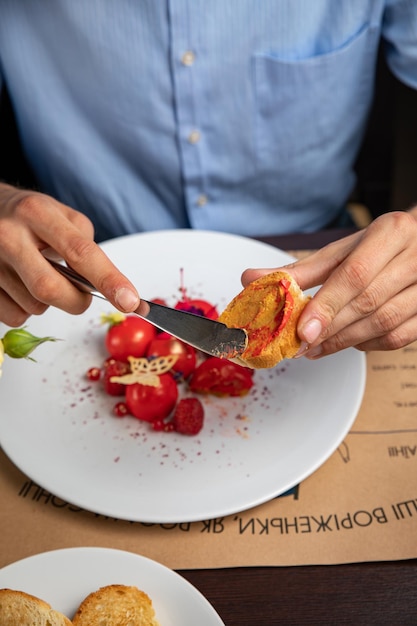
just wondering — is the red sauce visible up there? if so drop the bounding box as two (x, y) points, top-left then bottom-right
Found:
(242, 279), (293, 358)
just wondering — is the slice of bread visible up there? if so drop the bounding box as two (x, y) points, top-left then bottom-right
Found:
(0, 588), (72, 626)
(72, 584), (160, 626)
(219, 270), (310, 368)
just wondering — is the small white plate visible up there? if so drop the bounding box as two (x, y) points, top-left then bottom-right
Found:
(0, 230), (366, 522)
(0, 547), (224, 624)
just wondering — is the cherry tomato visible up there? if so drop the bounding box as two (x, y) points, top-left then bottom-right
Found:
(125, 373), (179, 422)
(146, 336), (197, 380)
(189, 357), (254, 397)
(175, 299), (219, 320)
(105, 316), (157, 362)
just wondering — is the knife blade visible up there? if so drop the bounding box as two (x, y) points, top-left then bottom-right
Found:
(48, 259), (248, 360)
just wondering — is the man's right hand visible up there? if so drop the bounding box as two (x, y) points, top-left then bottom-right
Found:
(0, 184), (140, 327)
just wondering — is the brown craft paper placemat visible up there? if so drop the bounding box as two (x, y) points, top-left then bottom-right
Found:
(1, 248), (416, 570)
(1, 338), (416, 570)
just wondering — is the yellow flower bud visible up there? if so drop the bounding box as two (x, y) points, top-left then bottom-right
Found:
(100, 311), (126, 326)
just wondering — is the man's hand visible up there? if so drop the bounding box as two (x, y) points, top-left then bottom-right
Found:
(242, 209), (417, 358)
(0, 184), (139, 327)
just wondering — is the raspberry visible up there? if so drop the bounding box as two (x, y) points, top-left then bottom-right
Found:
(173, 398), (204, 436)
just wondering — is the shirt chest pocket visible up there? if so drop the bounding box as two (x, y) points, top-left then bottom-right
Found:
(252, 23), (380, 169)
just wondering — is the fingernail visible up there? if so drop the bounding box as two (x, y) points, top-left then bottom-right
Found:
(115, 287), (139, 311)
(305, 344), (323, 359)
(294, 341), (309, 358)
(301, 318), (322, 344)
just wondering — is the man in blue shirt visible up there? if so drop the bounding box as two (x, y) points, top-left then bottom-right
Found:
(0, 1), (417, 359)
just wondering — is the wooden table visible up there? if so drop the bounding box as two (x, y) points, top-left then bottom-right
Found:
(179, 228), (417, 626)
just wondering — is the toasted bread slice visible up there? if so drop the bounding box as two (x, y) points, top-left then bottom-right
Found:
(0, 588), (72, 626)
(219, 270), (310, 368)
(72, 584), (160, 626)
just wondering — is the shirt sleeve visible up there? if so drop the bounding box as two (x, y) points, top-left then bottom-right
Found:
(383, 0), (417, 89)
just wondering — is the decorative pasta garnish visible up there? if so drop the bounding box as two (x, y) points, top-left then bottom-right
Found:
(110, 354), (179, 387)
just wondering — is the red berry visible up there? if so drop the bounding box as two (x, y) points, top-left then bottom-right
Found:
(113, 402), (129, 418)
(86, 366), (101, 381)
(152, 419), (175, 432)
(172, 398), (204, 436)
(163, 422), (175, 432)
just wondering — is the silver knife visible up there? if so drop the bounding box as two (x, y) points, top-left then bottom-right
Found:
(48, 259), (248, 360)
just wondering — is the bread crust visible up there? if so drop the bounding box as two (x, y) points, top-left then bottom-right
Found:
(72, 584), (160, 626)
(218, 270), (309, 368)
(0, 588), (72, 626)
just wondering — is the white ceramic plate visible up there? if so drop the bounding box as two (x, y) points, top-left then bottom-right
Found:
(0, 230), (366, 522)
(0, 547), (224, 624)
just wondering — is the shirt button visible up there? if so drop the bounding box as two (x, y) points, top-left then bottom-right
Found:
(196, 194), (208, 207)
(181, 50), (195, 66)
(188, 129), (201, 144)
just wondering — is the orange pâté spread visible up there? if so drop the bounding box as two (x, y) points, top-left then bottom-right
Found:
(218, 271), (309, 369)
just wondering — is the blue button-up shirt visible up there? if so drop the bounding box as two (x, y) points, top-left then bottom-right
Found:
(0, 1), (416, 241)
